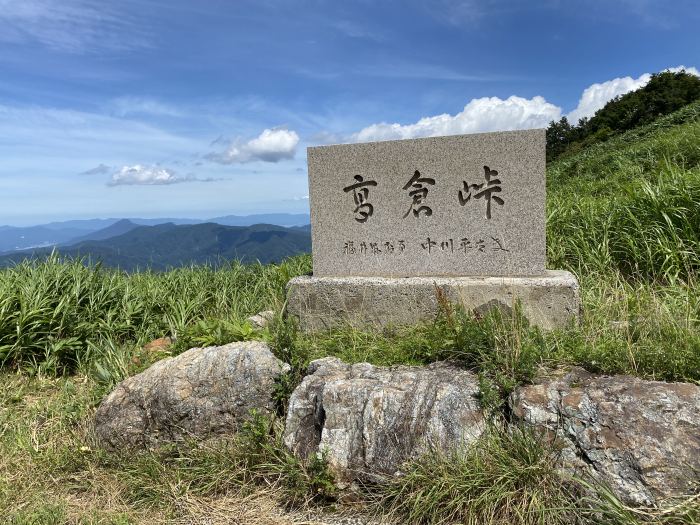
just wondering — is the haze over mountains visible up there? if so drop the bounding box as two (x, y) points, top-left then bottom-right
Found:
(0, 213), (310, 252)
(0, 214), (311, 271)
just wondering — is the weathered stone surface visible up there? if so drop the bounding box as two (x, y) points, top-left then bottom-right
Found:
(286, 271), (580, 331)
(307, 130), (545, 277)
(284, 357), (485, 483)
(95, 341), (290, 449)
(511, 368), (700, 506)
(247, 310), (275, 329)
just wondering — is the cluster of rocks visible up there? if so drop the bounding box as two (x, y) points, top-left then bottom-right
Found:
(95, 340), (700, 507)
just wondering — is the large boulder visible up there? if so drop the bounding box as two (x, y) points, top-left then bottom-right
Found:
(284, 357), (485, 484)
(510, 368), (700, 506)
(95, 341), (290, 449)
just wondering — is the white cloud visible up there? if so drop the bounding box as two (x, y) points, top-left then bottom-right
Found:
(0, 0), (148, 53)
(566, 73), (651, 124)
(567, 65), (700, 124)
(349, 65), (700, 143)
(108, 165), (218, 186)
(667, 65), (699, 76)
(353, 96), (561, 142)
(209, 128), (300, 164)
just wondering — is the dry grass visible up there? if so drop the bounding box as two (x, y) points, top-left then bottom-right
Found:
(0, 372), (387, 525)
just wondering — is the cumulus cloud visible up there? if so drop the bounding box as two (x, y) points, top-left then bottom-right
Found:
(107, 165), (219, 186)
(348, 65), (699, 143)
(353, 96), (561, 142)
(567, 65), (700, 124)
(566, 73), (650, 124)
(208, 128), (300, 164)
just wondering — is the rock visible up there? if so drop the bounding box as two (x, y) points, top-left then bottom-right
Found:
(95, 341), (290, 449)
(510, 368), (700, 506)
(143, 336), (173, 352)
(284, 357), (485, 484)
(247, 310), (275, 329)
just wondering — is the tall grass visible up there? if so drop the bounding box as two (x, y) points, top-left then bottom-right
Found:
(549, 163), (700, 281)
(0, 254), (311, 373)
(548, 114), (700, 282)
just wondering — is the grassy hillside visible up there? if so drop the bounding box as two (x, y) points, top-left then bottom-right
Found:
(1, 103), (699, 524)
(548, 101), (700, 282)
(546, 70), (700, 161)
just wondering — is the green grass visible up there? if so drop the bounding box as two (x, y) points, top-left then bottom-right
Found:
(0, 254), (311, 375)
(375, 423), (700, 525)
(548, 102), (700, 281)
(1, 101), (699, 523)
(376, 425), (581, 525)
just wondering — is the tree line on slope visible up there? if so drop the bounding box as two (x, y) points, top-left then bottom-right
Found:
(546, 69), (700, 162)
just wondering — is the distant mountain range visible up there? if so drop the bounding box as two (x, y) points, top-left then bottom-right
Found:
(0, 213), (310, 253)
(64, 219), (142, 245)
(0, 221), (312, 271)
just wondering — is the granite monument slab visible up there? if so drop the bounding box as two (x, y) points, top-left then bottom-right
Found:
(287, 129), (581, 331)
(307, 129), (546, 277)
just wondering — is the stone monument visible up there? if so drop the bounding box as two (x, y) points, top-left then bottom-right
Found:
(286, 129), (580, 331)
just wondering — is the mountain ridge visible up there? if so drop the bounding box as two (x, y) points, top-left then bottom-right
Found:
(0, 213), (311, 254)
(0, 222), (312, 271)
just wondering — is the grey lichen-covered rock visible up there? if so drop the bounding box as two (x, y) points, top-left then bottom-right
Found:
(95, 341), (290, 449)
(511, 368), (700, 506)
(247, 310), (275, 329)
(284, 357), (485, 483)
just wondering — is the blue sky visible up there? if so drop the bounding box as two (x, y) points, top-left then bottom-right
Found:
(0, 0), (698, 225)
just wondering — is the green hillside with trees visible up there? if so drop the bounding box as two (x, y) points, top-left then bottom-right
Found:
(547, 69), (700, 161)
(1, 98), (699, 523)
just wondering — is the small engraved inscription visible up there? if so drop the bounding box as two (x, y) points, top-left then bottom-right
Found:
(491, 236), (510, 252)
(342, 239), (407, 256)
(343, 237), (508, 256)
(421, 237), (437, 253)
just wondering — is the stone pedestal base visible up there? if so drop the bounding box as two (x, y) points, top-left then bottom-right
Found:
(286, 271), (581, 332)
